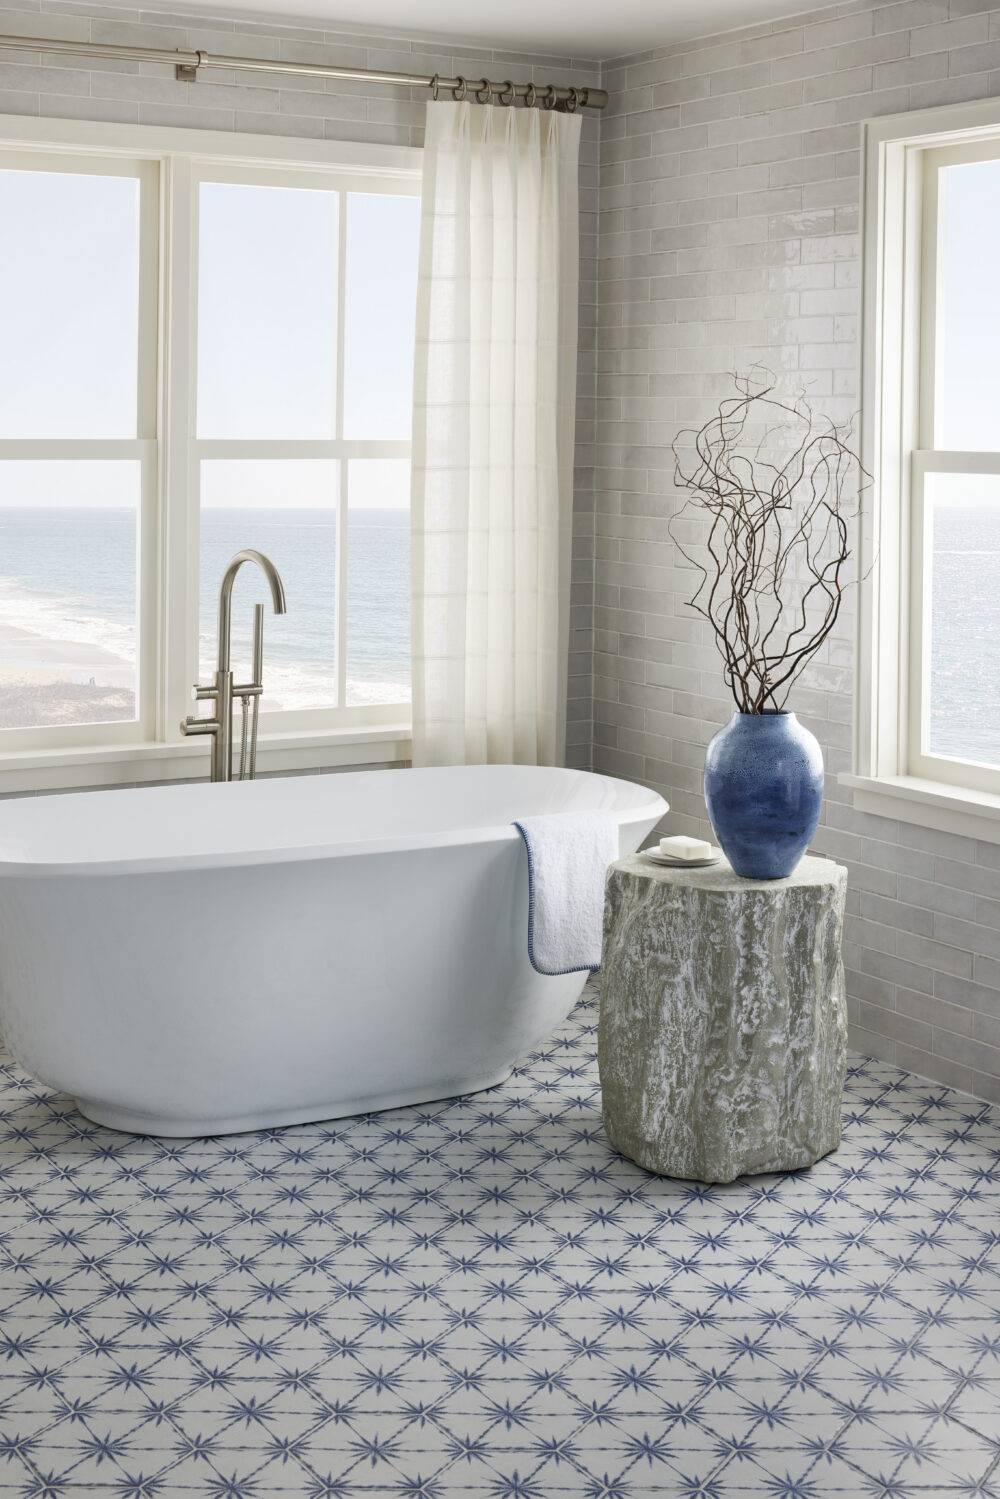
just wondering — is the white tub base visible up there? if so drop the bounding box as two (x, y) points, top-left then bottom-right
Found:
(74, 1062), (518, 1138)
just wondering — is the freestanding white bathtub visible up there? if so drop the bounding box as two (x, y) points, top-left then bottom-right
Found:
(0, 765), (665, 1137)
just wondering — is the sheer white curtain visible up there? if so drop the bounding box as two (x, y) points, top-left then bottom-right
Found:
(410, 100), (581, 767)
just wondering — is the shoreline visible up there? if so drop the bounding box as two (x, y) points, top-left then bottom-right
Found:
(0, 613), (408, 726)
(0, 618), (133, 685)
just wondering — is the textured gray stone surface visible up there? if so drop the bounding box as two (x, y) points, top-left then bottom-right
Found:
(598, 854), (848, 1185)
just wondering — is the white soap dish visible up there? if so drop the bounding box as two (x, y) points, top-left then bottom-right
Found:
(643, 847), (722, 870)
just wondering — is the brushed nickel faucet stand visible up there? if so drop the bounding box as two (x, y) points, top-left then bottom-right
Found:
(181, 549), (287, 782)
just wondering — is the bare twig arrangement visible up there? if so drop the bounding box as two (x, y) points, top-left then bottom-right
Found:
(669, 371), (866, 715)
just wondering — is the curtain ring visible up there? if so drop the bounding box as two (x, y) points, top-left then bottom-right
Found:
(429, 73), (440, 101)
(499, 79), (515, 106)
(524, 82), (536, 109)
(543, 84), (557, 110)
(476, 77), (492, 103)
(452, 75), (467, 102)
(565, 87), (580, 113)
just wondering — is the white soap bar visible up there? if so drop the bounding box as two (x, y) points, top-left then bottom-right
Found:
(659, 835), (712, 861)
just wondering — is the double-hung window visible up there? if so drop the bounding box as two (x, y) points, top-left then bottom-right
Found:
(0, 117), (420, 790)
(853, 101), (1000, 842)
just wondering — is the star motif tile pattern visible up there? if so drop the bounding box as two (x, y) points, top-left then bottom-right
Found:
(0, 987), (998, 1497)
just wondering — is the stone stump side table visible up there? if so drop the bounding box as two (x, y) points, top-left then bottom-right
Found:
(598, 853), (848, 1185)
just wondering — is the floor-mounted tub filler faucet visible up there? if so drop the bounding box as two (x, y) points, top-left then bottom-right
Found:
(181, 549), (288, 783)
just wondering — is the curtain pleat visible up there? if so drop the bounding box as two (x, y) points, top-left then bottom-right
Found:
(410, 101), (581, 767)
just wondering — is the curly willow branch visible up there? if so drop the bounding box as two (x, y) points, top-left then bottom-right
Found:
(668, 370), (869, 715)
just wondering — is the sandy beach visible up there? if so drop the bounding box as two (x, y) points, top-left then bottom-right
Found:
(0, 619), (134, 728)
(0, 613), (408, 727)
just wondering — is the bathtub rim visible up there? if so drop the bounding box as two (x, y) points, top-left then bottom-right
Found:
(0, 767), (667, 879)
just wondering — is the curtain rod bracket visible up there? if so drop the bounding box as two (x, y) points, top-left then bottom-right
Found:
(175, 50), (204, 83)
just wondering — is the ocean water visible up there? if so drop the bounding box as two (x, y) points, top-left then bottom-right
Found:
(0, 506), (410, 722)
(929, 504), (1000, 768)
(0, 504), (997, 767)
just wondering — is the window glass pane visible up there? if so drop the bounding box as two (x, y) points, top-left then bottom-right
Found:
(200, 460), (338, 712)
(346, 460), (410, 705)
(936, 159), (1000, 450)
(0, 462), (139, 727)
(198, 183), (337, 439)
(343, 193), (420, 440)
(0, 169), (140, 438)
(925, 473), (1000, 769)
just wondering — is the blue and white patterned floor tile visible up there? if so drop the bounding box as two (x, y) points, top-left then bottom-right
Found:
(0, 989), (998, 1497)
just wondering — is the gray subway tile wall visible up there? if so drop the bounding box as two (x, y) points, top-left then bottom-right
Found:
(593, 0), (1000, 1103)
(2, 0), (1000, 1101)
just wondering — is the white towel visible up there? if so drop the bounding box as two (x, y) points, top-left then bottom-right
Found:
(513, 812), (619, 975)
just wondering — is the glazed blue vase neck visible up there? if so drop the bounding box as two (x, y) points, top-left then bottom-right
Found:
(703, 708), (824, 880)
(737, 709), (792, 723)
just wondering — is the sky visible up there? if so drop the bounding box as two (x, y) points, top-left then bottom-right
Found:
(5, 153), (1000, 483)
(938, 158), (1000, 451)
(0, 168), (420, 510)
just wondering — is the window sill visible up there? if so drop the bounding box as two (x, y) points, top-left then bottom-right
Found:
(0, 724), (411, 797)
(839, 772), (1000, 845)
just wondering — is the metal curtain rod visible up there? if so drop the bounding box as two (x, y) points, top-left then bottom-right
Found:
(0, 31), (608, 109)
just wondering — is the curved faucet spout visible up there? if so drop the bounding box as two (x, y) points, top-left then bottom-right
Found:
(217, 549), (287, 675)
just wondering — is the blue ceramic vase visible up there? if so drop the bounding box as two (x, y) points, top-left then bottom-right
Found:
(704, 710), (823, 880)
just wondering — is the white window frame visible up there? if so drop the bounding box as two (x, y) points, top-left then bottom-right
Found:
(0, 114), (420, 793)
(846, 97), (1000, 846)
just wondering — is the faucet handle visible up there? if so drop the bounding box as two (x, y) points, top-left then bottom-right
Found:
(193, 683), (218, 701)
(180, 715), (220, 737)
